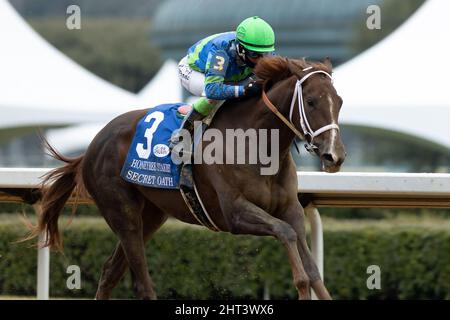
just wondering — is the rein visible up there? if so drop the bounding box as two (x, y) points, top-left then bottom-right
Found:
(261, 69), (339, 154)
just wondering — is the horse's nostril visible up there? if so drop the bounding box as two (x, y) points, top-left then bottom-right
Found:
(322, 153), (335, 163)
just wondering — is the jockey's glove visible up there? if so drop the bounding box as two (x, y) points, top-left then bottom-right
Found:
(243, 81), (263, 97)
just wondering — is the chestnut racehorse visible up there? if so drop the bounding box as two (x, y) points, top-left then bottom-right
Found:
(29, 56), (345, 300)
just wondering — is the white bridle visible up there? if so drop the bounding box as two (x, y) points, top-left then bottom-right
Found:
(288, 68), (340, 153)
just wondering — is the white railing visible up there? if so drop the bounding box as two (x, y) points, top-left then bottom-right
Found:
(1, 168), (450, 299)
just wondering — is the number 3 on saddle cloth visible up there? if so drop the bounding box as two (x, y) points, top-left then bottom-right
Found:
(120, 103), (220, 231)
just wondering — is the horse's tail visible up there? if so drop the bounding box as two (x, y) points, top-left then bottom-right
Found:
(25, 137), (86, 251)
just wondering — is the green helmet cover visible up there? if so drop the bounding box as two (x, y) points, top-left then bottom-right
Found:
(236, 16), (275, 53)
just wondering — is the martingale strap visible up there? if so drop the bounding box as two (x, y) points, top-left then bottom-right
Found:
(179, 164), (220, 232)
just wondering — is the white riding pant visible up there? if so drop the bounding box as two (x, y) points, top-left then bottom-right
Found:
(178, 55), (206, 97)
(178, 55), (254, 96)
(178, 55), (255, 115)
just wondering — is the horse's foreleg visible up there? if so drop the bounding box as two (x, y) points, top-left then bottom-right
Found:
(279, 202), (332, 300)
(220, 195), (311, 300)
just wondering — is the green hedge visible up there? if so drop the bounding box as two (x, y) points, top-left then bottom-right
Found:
(2, 203), (449, 220)
(0, 219), (449, 299)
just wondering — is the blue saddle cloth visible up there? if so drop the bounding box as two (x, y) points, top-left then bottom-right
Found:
(120, 103), (185, 189)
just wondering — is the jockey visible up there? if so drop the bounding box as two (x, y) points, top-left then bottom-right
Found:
(173, 16), (276, 141)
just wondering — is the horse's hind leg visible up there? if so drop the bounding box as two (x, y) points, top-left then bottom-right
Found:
(95, 202), (167, 299)
(92, 181), (162, 300)
(95, 242), (127, 300)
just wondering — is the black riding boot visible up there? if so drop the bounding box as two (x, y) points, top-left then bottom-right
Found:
(181, 108), (204, 134)
(170, 108), (205, 148)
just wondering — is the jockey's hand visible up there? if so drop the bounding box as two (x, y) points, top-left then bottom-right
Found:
(244, 80), (263, 97)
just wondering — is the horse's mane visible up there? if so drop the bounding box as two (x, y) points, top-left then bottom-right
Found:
(254, 56), (332, 83)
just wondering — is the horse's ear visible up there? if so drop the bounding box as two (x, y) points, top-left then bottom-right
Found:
(286, 59), (296, 75)
(286, 59), (302, 78)
(323, 57), (333, 71)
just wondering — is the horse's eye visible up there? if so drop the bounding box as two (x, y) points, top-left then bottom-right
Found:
(306, 98), (315, 107)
